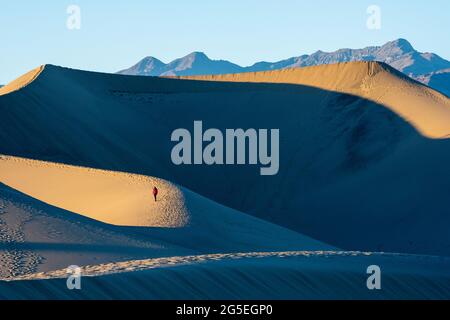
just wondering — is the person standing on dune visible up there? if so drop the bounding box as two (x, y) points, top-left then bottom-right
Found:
(152, 186), (158, 202)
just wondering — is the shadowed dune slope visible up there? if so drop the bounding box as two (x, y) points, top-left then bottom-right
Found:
(3, 252), (450, 300)
(0, 181), (191, 278)
(0, 62), (450, 256)
(0, 155), (331, 277)
(181, 62), (450, 138)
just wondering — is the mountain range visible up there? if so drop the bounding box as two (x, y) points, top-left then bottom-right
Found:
(118, 39), (450, 96)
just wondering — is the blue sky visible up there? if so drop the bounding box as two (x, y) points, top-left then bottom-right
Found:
(0, 0), (449, 84)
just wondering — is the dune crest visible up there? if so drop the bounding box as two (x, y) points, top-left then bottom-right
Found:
(2, 61), (449, 137)
(180, 61), (450, 138)
(0, 65), (45, 96)
(0, 155), (189, 227)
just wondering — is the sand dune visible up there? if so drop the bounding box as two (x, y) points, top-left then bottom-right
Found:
(0, 66), (44, 96)
(0, 61), (450, 298)
(0, 155), (189, 227)
(0, 62), (449, 257)
(0, 155), (331, 277)
(3, 251), (450, 300)
(0, 182), (190, 278)
(181, 62), (450, 138)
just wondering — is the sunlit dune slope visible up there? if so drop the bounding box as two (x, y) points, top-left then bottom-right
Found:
(0, 155), (188, 227)
(0, 182), (191, 278)
(0, 66), (44, 96)
(0, 155), (331, 252)
(181, 62), (450, 138)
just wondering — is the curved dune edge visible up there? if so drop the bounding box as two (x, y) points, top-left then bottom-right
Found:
(0, 251), (392, 280)
(179, 61), (450, 138)
(0, 155), (331, 255)
(0, 65), (45, 96)
(8, 250), (449, 280)
(4, 251), (450, 300)
(0, 182), (193, 278)
(0, 155), (189, 227)
(1, 251), (400, 281)
(2, 61), (449, 137)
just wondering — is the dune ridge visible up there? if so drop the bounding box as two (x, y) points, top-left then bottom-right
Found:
(0, 155), (190, 228)
(0, 65), (45, 96)
(0, 155), (332, 277)
(2, 61), (448, 138)
(180, 61), (450, 138)
(3, 250), (450, 300)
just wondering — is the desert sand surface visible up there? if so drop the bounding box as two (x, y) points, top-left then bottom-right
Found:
(0, 155), (331, 278)
(1, 61), (449, 256)
(0, 155), (191, 227)
(2, 251), (450, 299)
(0, 182), (189, 278)
(0, 61), (450, 299)
(181, 62), (450, 138)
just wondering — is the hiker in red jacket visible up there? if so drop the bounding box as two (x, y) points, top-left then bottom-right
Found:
(152, 186), (158, 202)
